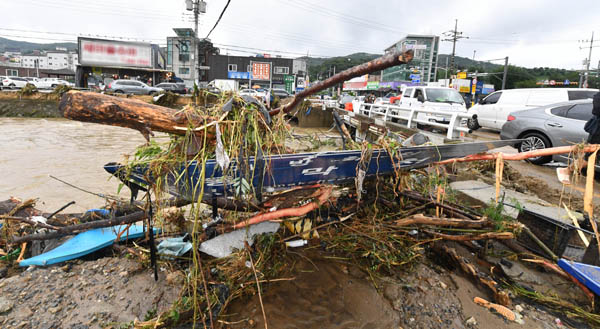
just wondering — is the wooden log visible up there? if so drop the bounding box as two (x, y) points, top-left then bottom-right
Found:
(395, 214), (490, 228)
(59, 91), (210, 140)
(269, 49), (414, 116)
(433, 243), (511, 306)
(427, 230), (514, 241)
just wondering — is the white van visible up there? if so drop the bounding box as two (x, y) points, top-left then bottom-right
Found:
(399, 86), (467, 126)
(467, 88), (598, 131)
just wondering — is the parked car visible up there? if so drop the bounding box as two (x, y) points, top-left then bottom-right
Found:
(1, 77), (30, 89)
(338, 95), (355, 109)
(155, 82), (187, 94)
(500, 99), (594, 165)
(24, 77), (44, 88)
(399, 86), (467, 125)
(272, 88), (291, 98)
(107, 80), (163, 95)
(0, 76), (6, 90)
(37, 77), (73, 88)
(379, 92), (398, 104)
(239, 88), (268, 102)
(468, 88), (598, 131)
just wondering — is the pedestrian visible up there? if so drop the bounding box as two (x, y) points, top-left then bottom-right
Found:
(556, 92), (600, 184)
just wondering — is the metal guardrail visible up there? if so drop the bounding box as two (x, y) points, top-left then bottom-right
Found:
(309, 99), (339, 108)
(348, 102), (473, 140)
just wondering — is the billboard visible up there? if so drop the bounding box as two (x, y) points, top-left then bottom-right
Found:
(252, 62), (271, 81)
(79, 37), (152, 68)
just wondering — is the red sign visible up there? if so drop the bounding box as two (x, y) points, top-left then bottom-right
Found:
(252, 62), (271, 81)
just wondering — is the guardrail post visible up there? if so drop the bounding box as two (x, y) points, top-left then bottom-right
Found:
(383, 105), (389, 121)
(446, 113), (460, 140)
(407, 109), (416, 128)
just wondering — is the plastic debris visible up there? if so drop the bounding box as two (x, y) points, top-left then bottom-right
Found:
(285, 239), (308, 248)
(157, 235), (193, 258)
(199, 221), (280, 258)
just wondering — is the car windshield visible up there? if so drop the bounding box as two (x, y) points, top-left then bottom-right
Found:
(426, 89), (464, 104)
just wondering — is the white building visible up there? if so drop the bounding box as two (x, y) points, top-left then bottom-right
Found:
(22, 55), (48, 69)
(46, 51), (69, 69)
(68, 51), (78, 71)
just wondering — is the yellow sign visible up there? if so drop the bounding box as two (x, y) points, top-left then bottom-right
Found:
(457, 72), (467, 79)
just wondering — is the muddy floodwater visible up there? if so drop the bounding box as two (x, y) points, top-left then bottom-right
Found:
(0, 117), (147, 212)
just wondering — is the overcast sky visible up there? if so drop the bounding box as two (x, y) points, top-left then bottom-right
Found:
(2, 0), (599, 70)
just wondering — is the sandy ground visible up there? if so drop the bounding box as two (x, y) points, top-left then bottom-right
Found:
(0, 256), (181, 328)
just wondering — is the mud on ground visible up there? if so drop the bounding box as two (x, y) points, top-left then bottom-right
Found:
(221, 251), (566, 329)
(0, 256), (180, 328)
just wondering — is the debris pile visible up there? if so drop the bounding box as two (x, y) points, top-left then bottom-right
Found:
(2, 50), (600, 328)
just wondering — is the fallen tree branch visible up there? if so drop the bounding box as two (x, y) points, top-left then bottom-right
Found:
(269, 50), (414, 116)
(10, 211), (147, 244)
(395, 214), (490, 228)
(1, 216), (61, 230)
(426, 230), (514, 241)
(437, 144), (600, 165)
(433, 243), (511, 306)
(398, 190), (479, 220)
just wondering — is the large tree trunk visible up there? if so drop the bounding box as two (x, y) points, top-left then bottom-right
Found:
(60, 50), (414, 137)
(59, 91), (209, 140)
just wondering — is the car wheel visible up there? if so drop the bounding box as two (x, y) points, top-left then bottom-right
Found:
(51, 84), (57, 88)
(467, 118), (480, 130)
(519, 132), (552, 164)
(114, 90), (124, 94)
(9, 83), (16, 90)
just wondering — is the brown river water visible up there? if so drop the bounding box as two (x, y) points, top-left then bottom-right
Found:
(0, 117), (146, 212)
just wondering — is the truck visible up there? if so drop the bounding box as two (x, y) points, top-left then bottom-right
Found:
(208, 79), (237, 92)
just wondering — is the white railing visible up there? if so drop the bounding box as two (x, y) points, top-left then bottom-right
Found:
(347, 102), (473, 140)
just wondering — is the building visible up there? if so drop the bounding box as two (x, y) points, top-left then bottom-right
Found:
(166, 28), (219, 87)
(22, 55), (48, 70)
(75, 37), (167, 88)
(381, 34), (439, 86)
(205, 53), (295, 90)
(46, 51), (69, 69)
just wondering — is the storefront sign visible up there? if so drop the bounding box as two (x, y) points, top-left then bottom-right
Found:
(284, 75), (294, 93)
(457, 72), (467, 79)
(228, 71), (251, 79)
(366, 81), (380, 90)
(453, 79), (472, 93)
(482, 84), (495, 95)
(252, 62), (271, 81)
(79, 37), (152, 68)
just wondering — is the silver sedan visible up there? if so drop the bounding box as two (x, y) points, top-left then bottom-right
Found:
(500, 99), (592, 164)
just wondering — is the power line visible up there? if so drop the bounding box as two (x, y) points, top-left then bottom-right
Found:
(276, 0), (406, 34)
(206, 0), (231, 38)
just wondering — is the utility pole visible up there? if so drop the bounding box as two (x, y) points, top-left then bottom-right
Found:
(442, 19), (468, 85)
(472, 50), (476, 61)
(584, 31), (594, 88)
(501, 56), (509, 90)
(186, 0), (206, 86)
(445, 57), (448, 80)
